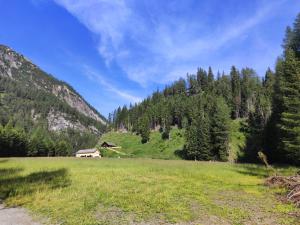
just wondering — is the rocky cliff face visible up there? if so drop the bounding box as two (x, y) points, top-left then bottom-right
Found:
(0, 44), (106, 133)
(51, 84), (106, 124)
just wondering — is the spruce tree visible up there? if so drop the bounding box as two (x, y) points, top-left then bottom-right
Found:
(210, 97), (230, 161)
(277, 49), (300, 164)
(230, 66), (241, 119)
(185, 110), (211, 160)
(283, 13), (300, 57)
(263, 68), (275, 98)
(55, 140), (72, 156)
(264, 59), (285, 162)
(245, 93), (269, 162)
(139, 116), (150, 144)
(197, 68), (208, 91)
(207, 66), (214, 90)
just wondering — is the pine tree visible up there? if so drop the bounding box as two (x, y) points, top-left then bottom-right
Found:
(55, 140), (72, 156)
(197, 68), (208, 91)
(263, 68), (275, 99)
(207, 66), (214, 90)
(245, 95), (269, 162)
(240, 68), (258, 118)
(161, 115), (171, 140)
(283, 13), (300, 57)
(187, 74), (199, 95)
(139, 116), (150, 144)
(0, 123), (28, 157)
(277, 49), (300, 164)
(210, 97), (230, 161)
(264, 59), (285, 162)
(185, 110), (211, 160)
(230, 66), (241, 119)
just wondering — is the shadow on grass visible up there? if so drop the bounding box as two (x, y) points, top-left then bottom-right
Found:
(0, 168), (70, 204)
(231, 164), (269, 178)
(0, 167), (23, 177)
(0, 159), (9, 164)
(174, 148), (186, 159)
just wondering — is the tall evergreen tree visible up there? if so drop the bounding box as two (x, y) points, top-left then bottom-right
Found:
(230, 66), (241, 119)
(139, 115), (150, 144)
(283, 13), (300, 57)
(185, 110), (211, 160)
(210, 97), (230, 161)
(263, 68), (275, 98)
(197, 68), (208, 91)
(207, 66), (214, 90)
(240, 68), (258, 118)
(277, 49), (300, 164)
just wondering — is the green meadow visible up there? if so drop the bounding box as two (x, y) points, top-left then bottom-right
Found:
(99, 120), (245, 162)
(99, 128), (185, 159)
(0, 158), (299, 225)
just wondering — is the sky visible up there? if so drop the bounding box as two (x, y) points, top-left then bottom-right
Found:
(0, 0), (299, 117)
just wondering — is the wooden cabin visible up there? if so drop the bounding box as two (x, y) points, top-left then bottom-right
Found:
(100, 142), (118, 148)
(76, 148), (101, 158)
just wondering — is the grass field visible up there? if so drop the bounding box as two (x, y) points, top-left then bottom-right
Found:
(0, 158), (299, 225)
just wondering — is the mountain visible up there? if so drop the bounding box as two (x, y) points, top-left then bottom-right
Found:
(0, 44), (106, 134)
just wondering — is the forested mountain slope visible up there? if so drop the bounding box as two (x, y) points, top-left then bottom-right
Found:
(0, 45), (106, 131)
(110, 65), (273, 162)
(0, 45), (107, 156)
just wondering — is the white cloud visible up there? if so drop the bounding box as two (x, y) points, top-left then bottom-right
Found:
(55, 0), (287, 85)
(82, 65), (142, 103)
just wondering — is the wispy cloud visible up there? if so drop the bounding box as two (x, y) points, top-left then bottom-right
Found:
(82, 65), (142, 103)
(55, 0), (288, 86)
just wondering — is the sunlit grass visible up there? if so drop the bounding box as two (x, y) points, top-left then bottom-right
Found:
(0, 158), (299, 225)
(100, 128), (185, 159)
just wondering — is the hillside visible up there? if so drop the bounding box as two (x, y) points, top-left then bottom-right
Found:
(100, 120), (246, 160)
(0, 44), (106, 134)
(100, 128), (185, 159)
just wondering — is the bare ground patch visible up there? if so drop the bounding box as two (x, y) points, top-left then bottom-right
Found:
(0, 203), (43, 225)
(213, 190), (300, 225)
(95, 203), (231, 225)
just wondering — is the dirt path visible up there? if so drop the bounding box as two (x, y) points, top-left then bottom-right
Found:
(0, 204), (42, 225)
(107, 147), (128, 155)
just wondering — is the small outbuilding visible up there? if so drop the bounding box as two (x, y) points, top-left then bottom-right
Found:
(76, 148), (101, 158)
(100, 142), (119, 148)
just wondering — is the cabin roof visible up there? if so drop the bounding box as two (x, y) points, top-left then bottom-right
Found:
(101, 142), (117, 146)
(76, 148), (98, 154)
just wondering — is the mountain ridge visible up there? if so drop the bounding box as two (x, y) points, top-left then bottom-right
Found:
(0, 44), (106, 134)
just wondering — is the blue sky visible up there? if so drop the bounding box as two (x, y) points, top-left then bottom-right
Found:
(0, 0), (299, 117)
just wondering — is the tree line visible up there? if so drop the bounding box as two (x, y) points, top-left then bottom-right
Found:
(0, 120), (99, 157)
(110, 13), (300, 165)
